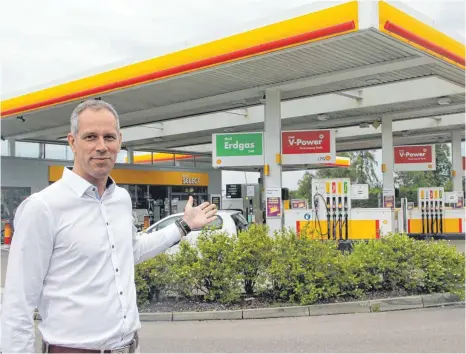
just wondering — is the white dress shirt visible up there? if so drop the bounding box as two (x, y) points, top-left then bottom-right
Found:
(0, 167), (182, 352)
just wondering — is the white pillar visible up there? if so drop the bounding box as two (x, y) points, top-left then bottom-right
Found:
(381, 117), (395, 208)
(127, 147), (134, 164)
(8, 139), (15, 157)
(451, 131), (463, 191)
(263, 89), (283, 233)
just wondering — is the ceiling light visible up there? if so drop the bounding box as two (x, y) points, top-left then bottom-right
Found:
(359, 122), (370, 128)
(223, 128), (234, 133)
(317, 114), (329, 121)
(401, 130), (410, 137)
(437, 97), (451, 105)
(153, 138), (163, 143)
(366, 78), (381, 84)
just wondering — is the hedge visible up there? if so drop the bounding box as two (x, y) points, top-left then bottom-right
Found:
(135, 224), (465, 308)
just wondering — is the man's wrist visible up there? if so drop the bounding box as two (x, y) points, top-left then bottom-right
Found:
(175, 218), (191, 237)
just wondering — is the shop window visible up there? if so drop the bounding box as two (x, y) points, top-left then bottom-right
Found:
(1, 187), (31, 224)
(171, 186), (207, 194)
(117, 150), (127, 163)
(45, 144), (68, 160)
(15, 142), (40, 158)
(1, 140), (9, 156)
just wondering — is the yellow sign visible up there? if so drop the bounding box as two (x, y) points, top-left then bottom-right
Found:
(49, 166), (209, 186)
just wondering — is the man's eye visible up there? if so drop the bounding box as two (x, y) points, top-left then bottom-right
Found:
(84, 136), (95, 140)
(106, 136), (116, 140)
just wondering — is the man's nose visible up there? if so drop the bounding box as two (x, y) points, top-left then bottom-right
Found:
(95, 137), (108, 152)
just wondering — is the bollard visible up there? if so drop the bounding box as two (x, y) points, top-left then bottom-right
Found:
(143, 215), (150, 230)
(4, 222), (12, 245)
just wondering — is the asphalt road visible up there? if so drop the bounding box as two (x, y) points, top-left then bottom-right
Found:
(138, 306), (465, 353)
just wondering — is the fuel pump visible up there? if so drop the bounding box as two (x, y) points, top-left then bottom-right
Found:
(311, 178), (351, 242)
(418, 187), (444, 236)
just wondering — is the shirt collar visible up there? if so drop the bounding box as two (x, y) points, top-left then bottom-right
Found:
(62, 167), (116, 198)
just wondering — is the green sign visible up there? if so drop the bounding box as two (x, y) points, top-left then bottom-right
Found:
(216, 133), (263, 156)
(344, 182), (348, 194)
(213, 132), (264, 167)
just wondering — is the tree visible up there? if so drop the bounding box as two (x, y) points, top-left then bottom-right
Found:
(293, 171), (315, 201)
(314, 150), (379, 187)
(291, 150), (380, 203)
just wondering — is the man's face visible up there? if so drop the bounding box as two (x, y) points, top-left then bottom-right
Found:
(67, 108), (122, 183)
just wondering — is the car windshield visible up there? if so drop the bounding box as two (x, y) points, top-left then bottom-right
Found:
(145, 215), (223, 233)
(194, 215), (223, 231)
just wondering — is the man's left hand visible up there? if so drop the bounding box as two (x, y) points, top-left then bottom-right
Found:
(182, 196), (218, 230)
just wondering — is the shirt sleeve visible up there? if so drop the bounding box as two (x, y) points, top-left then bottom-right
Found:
(132, 223), (182, 264)
(0, 194), (54, 353)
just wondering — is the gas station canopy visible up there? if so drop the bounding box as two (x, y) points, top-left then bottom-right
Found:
(1, 1), (464, 155)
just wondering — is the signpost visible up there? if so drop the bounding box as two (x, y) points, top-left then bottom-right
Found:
(281, 129), (336, 165)
(266, 187), (282, 218)
(394, 145), (436, 171)
(351, 184), (369, 200)
(213, 132), (264, 167)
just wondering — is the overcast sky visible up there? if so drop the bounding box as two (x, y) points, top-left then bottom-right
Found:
(1, 0), (464, 190)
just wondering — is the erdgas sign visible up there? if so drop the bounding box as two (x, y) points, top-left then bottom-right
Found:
(213, 132), (264, 167)
(394, 145), (436, 172)
(281, 129), (336, 165)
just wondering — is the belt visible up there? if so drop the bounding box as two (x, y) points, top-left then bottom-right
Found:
(43, 332), (138, 353)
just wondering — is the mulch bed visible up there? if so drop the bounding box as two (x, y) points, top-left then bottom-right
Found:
(140, 289), (411, 313)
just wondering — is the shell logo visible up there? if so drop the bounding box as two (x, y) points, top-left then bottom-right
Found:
(428, 164), (432, 168)
(325, 156), (331, 161)
(216, 159), (222, 164)
(383, 220), (388, 224)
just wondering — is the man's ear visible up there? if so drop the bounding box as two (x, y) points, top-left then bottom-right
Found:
(118, 132), (123, 152)
(67, 133), (76, 154)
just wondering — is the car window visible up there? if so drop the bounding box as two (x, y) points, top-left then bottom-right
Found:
(148, 216), (178, 233)
(230, 213), (249, 232)
(193, 215), (223, 231)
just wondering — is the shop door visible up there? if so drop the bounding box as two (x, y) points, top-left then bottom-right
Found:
(171, 193), (208, 214)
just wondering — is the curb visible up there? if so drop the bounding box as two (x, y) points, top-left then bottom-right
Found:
(137, 292), (464, 322)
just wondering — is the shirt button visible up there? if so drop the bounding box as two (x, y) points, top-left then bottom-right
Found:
(106, 222), (109, 225)
(116, 268), (119, 272)
(120, 291), (123, 295)
(112, 245), (115, 249)
(124, 316), (126, 319)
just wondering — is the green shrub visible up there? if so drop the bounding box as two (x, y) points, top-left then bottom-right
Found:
(169, 240), (202, 298)
(168, 230), (241, 304)
(267, 229), (347, 305)
(135, 230), (465, 307)
(195, 230), (241, 303)
(234, 224), (273, 295)
(415, 238), (465, 298)
(348, 234), (465, 299)
(135, 253), (173, 307)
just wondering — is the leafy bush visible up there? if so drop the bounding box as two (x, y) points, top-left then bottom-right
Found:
(135, 229), (465, 308)
(267, 229), (349, 305)
(233, 224), (273, 295)
(135, 253), (173, 307)
(195, 230), (241, 303)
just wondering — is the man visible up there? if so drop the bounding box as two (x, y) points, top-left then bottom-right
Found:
(0, 99), (217, 352)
